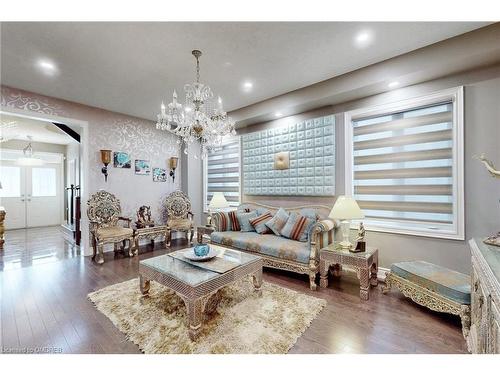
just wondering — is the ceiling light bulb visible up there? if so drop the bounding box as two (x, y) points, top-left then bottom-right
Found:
(36, 58), (58, 76)
(242, 81), (253, 91)
(355, 30), (373, 48)
(388, 81), (400, 88)
(275, 112), (283, 117)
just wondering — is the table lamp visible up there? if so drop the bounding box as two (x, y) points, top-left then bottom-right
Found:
(329, 196), (364, 251)
(207, 192), (229, 226)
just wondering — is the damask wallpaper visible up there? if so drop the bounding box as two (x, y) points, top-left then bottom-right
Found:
(1, 85), (181, 253)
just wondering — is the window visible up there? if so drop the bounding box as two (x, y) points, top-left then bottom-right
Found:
(0, 166), (21, 197)
(344, 87), (464, 239)
(32, 167), (57, 196)
(203, 137), (241, 211)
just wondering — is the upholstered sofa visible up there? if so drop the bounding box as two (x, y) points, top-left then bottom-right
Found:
(210, 202), (337, 290)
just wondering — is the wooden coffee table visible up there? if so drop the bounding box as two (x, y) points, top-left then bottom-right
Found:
(138, 244), (263, 340)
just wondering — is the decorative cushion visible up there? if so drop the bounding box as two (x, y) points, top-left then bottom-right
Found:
(210, 231), (311, 264)
(217, 212), (231, 231)
(280, 212), (315, 242)
(300, 208), (319, 220)
(237, 211), (258, 232)
(96, 226), (133, 239)
(265, 207), (289, 236)
(391, 261), (471, 305)
(167, 218), (192, 231)
(249, 212), (273, 234)
(228, 211), (241, 231)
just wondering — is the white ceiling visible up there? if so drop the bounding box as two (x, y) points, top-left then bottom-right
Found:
(0, 22), (489, 121)
(0, 114), (76, 145)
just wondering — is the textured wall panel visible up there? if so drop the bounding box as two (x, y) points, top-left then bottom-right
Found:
(242, 115), (335, 196)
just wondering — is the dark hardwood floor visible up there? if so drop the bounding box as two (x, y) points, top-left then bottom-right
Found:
(0, 226), (469, 354)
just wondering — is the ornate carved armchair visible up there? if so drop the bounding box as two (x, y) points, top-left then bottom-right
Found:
(164, 190), (194, 246)
(87, 190), (134, 264)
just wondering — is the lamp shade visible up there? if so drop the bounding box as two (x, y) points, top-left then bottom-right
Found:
(100, 149), (112, 164)
(208, 192), (229, 209)
(329, 196), (364, 220)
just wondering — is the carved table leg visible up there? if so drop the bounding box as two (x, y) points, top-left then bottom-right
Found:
(139, 275), (150, 295)
(189, 229), (194, 245)
(252, 269), (263, 296)
(197, 231), (202, 244)
(134, 237), (139, 256)
(460, 304), (471, 339)
(382, 272), (392, 294)
(358, 267), (370, 301)
(203, 291), (222, 316)
(166, 229), (171, 247)
(186, 298), (203, 341)
(370, 262), (378, 287)
(96, 244), (104, 264)
(127, 239), (135, 257)
(319, 259), (329, 288)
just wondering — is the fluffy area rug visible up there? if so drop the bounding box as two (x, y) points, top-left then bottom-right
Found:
(88, 277), (326, 354)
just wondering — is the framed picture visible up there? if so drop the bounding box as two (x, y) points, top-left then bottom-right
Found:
(152, 167), (167, 182)
(135, 159), (151, 175)
(113, 151), (131, 168)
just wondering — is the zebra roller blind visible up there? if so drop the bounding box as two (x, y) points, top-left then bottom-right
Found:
(351, 98), (462, 238)
(205, 137), (241, 209)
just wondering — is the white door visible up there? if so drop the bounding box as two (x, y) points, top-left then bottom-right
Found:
(0, 162), (27, 229)
(0, 156), (63, 229)
(27, 165), (62, 227)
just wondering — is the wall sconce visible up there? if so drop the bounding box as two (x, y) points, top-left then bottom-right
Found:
(169, 157), (178, 183)
(100, 149), (112, 182)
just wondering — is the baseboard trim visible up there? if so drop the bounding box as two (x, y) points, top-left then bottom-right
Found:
(378, 267), (390, 282)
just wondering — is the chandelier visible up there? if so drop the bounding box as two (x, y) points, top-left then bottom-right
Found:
(17, 136), (44, 166)
(156, 50), (236, 159)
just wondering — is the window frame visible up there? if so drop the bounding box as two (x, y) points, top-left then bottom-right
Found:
(203, 135), (242, 213)
(344, 86), (464, 240)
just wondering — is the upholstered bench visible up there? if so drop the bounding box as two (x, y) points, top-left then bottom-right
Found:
(383, 260), (471, 340)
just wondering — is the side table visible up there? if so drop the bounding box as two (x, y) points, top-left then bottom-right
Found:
(197, 225), (214, 243)
(132, 225), (168, 254)
(319, 244), (379, 301)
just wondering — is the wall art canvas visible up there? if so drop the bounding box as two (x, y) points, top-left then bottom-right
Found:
(113, 151), (131, 168)
(152, 167), (167, 182)
(135, 159), (151, 175)
(242, 114), (336, 196)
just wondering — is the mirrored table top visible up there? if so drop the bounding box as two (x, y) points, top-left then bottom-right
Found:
(139, 244), (259, 287)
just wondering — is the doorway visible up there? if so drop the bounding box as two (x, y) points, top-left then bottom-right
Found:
(0, 153), (63, 229)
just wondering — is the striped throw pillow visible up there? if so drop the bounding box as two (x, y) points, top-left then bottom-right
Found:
(217, 212), (231, 231)
(249, 212), (273, 234)
(265, 208), (289, 236)
(228, 211), (241, 231)
(280, 212), (316, 242)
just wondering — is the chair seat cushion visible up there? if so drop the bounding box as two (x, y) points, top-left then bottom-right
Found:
(167, 218), (192, 231)
(210, 231), (310, 264)
(96, 226), (133, 239)
(391, 260), (471, 305)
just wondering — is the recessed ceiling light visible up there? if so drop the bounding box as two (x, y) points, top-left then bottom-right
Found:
(275, 112), (283, 117)
(223, 61), (233, 67)
(354, 30), (373, 48)
(388, 81), (399, 88)
(36, 58), (58, 76)
(242, 81), (253, 91)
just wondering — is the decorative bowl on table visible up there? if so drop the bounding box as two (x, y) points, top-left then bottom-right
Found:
(194, 244), (210, 257)
(183, 244), (219, 262)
